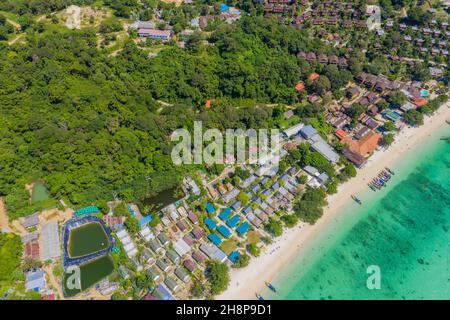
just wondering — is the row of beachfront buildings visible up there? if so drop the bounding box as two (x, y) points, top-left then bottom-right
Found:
(326, 71), (434, 167)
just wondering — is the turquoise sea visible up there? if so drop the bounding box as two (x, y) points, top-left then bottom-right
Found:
(265, 124), (450, 300)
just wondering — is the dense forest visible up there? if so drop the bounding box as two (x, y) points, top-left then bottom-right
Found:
(0, 15), (342, 218)
(0, 0), (446, 219)
(0, 233), (23, 291)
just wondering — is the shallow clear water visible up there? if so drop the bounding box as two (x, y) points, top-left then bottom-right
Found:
(266, 125), (450, 300)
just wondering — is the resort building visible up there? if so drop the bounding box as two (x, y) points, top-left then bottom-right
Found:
(300, 125), (339, 163)
(222, 188), (240, 203)
(25, 269), (46, 292)
(187, 212), (199, 224)
(149, 239), (164, 255)
(173, 238), (191, 257)
(174, 267), (190, 283)
(191, 227), (205, 240)
(341, 131), (382, 167)
(192, 250), (206, 264)
(21, 212), (39, 229)
(164, 276), (180, 293)
(139, 226), (155, 242)
(41, 221), (61, 261)
(141, 249), (156, 266)
(166, 249), (181, 264)
(156, 259), (170, 273)
(183, 259), (196, 273)
(199, 243), (227, 262)
(147, 266), (161, 282)
(24, 239), (40, 260)
(283, 123), (304, 139)
(117, 229), (138, 257)
(157, 232), (170, 246)
(138, 28), (172, 41)
(152, 284), (175, 300)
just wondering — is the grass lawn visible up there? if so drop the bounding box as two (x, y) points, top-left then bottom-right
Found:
(245, 230), (262, 245)
(220, 238), (238, 255)
(278, 115), (300, 130)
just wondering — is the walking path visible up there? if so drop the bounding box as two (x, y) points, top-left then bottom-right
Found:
(0, 198), (10, 231)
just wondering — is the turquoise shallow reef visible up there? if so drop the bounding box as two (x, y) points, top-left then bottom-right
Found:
(266, 125), (450, 300)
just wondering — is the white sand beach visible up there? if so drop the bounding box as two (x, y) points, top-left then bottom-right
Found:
(217, 103), (450, 300)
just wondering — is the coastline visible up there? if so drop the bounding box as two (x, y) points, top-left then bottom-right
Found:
(217, 103), (450, 300)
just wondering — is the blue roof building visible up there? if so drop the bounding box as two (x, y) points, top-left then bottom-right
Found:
(242, 205), (252, 215)
(231, 201), (241, 211)
(300, 124), (317, 139)
(261, 189), (271, 197)
(153, 284), (175, 300)
(228, 250), (241, 264)
(236, 222), (250, 236)
(205, 203), (216, 214)
(251, 184), (261, 194)
(226, 215), (240, 228)
(204, 218), (217, 230)
(217, 225), (232, 238)
(139, 215), (153, 227)
(220, 3), (230, 12)
(208, 233), (222, 246)
(75, 205), (99, 217)
(218, 208), (232, 221)
(261, 177), (269, 185)
(25, 269), (46, 292)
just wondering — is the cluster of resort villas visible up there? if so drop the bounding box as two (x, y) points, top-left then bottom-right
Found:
(129, 3), (242, 43)
(16, 69), (434, 298)
(15, 118), (347, 300)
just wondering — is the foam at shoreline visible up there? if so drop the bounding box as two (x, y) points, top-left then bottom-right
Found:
(265, 121), (449, 299)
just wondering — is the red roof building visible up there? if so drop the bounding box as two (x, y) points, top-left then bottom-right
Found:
(192, 250), (206, 263)
(335, 129), (348, 139)
(183, 259), (196, 273)
(176, 220), (188, 232)
(24, 240), (40, 260)
(295, 81), (305, 91)
(183, 234), (195, 246)
(103, 216), (124, 228)
(413, 98), (428, 107)
(342, 131), (381, 158)
(187, 212), (198, 224)
(191, 227), (205, 240)
(42, 293), (55, 300)
(309, 73), (320, 81)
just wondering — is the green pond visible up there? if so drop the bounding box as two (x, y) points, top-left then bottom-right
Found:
(142, 187), (180, 211)
(68, 222), (109, 258)
(63, 255), (114, 297)
(31, 183), (50, 204)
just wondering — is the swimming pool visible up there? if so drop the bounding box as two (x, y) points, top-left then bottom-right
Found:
(420, 89), (429, 97)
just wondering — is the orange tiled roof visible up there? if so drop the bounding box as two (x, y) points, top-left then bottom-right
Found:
(295, 81), (305, 91)
(413, 98), (428, 107)
(309, 73), (320, 81)
(205, 99), (212, 108)
(341, 131), (381, 157)
(335, 129), (348, 139)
